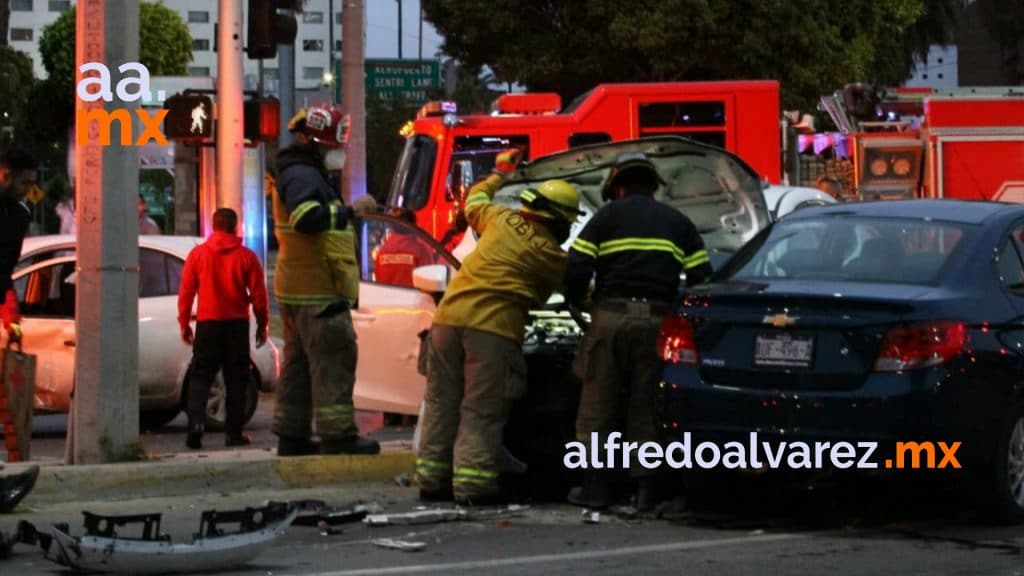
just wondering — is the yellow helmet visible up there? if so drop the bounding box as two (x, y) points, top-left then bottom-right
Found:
(287, 108), (308, 133)
(519, 179), (583, 221)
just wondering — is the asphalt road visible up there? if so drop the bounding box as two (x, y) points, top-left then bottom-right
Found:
(4, 480), (1024, 575)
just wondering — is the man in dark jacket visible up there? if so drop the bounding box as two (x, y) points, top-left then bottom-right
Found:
(178, 208), (270, 449)
(272, 104), (379, 456)
(565, 153), (713, 512)
(0, 148), (37, 346)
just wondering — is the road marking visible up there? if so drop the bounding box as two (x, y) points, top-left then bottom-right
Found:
(298, 532), (805, 575)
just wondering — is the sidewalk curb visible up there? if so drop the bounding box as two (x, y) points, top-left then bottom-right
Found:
(11, 447), (415, 506)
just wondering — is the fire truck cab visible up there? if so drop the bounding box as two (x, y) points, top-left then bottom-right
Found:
(386, 81), (782, 244)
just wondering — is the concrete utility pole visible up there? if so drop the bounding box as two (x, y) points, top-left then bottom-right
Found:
(217, 0), (245, 220)
(342, 0), (366, 202)
(278, 13), (296, 149)
(72, 0), (140, 464)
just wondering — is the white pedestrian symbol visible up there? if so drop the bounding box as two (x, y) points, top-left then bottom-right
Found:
(190, 103), (207, 133)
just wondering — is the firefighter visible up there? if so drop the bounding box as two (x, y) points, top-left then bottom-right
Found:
(415, 149), (583, 505)
(0, 147), (35, 348)
(272, 103), (379, 456)
(374, 208), (436, 287)
(564, 152), (713, 511)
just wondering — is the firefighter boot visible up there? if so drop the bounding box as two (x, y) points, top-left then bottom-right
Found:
(277, 436), (320, 457)
(320, 435), (381, 455)
(567, 472), (613, 509)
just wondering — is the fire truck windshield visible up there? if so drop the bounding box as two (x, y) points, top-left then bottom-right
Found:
(388, 135), (437, 210)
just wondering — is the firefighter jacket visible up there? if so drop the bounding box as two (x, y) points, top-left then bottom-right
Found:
(565, 194), (711, 306)
(273, 144), (359, 307)
(432, 174), (566, 343)
(374, 232), (435, 287)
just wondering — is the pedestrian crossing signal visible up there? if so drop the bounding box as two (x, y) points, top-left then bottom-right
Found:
(164, 94), (213, 141)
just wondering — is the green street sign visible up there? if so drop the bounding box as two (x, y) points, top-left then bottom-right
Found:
(334, 59), (441, 106)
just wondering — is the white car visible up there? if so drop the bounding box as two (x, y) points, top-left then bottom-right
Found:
(762, 184), (838, 220)
(13, 235), (281, 430)
(357, 136), (771, 415)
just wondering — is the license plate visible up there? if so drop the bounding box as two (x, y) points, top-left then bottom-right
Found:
(754, 333), (814, 368)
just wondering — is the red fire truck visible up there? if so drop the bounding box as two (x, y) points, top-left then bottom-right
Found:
(386, 81), (782, 243)
(819, 86), (1024, 202)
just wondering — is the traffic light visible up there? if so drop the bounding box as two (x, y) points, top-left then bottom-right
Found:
(163, 94), (213, 141)
(245, 98), (280, 143)
(247, 0), (298, 60)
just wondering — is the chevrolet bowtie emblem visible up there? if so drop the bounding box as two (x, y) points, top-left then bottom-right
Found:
(763, 314), (798, 327)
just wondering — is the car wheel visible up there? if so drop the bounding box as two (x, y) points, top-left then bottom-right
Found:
(139, 407), (181, 431)
(183, 364), (260, 432)
(986, 403), (1024, 524)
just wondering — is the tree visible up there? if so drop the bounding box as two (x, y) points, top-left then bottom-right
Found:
(0, 45), (33, 131)
(422, 0), (956, 110)
(977, 0), (1024, 84)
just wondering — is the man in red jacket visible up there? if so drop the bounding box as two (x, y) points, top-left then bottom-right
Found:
(178, 208), (270, 449)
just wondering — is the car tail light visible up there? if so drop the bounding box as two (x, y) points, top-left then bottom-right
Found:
(873, 322), (968, 372)
(657, 314), (698, 364)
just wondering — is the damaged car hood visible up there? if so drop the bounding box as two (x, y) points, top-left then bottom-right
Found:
(492, 136), (771, 252)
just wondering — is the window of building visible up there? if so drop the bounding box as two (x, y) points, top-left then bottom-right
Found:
(336, 12), (342, 24)
(303, 11), (324, 24)
(11, 0), (32, 11)
(303, 67), (324, 80)
(923, 74), (929, 79)
(188, 11), (210, 23)
(189, 67), (211, 77)
(938, 73), (944, 79)
(335, 40), (343, 52)
(48, 0), (70, 11)
(263, 68), (279, 80)
(10, 28), (33, 42)
(938, 58), (944, 64)
(192, 39), (210, 51)
(303, 39), (324, 52)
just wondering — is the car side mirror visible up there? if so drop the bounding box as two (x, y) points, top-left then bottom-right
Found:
(412, 264), (449, 295)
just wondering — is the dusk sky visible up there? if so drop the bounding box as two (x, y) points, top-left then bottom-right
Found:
(364, 1), (444, 60)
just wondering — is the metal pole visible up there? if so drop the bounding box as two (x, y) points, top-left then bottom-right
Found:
(217, 0), (245, 223)
(342, 0), (366, 203)
(73, 0), (140, 464)
(329, 0), (335, 103)
(278, 14), (296, 148)
(397, 0), (402, 59)
(418, 4), (423, 61)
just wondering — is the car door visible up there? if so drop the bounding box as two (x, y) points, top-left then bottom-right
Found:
(353, 214), (459, 415)
(12, 257), (78, 413)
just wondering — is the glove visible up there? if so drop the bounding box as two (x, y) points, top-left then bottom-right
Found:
(493, 148), (523, 176)
(352, 195), (378, 217)
(5, 322), (22, 345)
(255, 325), (268, 349)
(180, 325), (194, 346)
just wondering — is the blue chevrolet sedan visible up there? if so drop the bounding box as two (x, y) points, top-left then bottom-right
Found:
(659, 200), (1024, 523)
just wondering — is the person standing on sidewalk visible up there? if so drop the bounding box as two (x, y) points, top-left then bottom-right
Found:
(415, 149), (584, 505)
(178, 208), (270, 449)
(138, 194), (161, 235)
(272, 104), (380, 456)
(0, 148), (36, 349)
(564, 153), (713, 512)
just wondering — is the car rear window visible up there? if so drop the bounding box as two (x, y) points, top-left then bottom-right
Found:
(721, 217), (974, 285)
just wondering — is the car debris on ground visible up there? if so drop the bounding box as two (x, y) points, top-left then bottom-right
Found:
(373, 537), (427, 552)
(5, 501), (297, 574)
(292, 499), (383, 527)
(364, 505), (529, 527)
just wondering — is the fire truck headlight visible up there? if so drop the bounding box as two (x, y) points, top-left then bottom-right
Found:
(442, 113), (458, 127)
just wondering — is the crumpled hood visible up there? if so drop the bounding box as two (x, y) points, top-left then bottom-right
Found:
(207, 231), (242, 252)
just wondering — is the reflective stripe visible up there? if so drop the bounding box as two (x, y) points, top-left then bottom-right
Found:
(683, 249), (710, 269)
(453, 467), (499, 480)
(571, 237), (599, 258)
(465, 191), (489, 207)
(416, 458), (452, 479)
(329, 204), (338, 229)
(289, 200), (321, 227)
(598, 237), (687, 265)
(520, 189), (538, 203)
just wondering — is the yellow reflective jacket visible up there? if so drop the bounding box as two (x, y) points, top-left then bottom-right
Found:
(433, 174), (566, 342)
(272, 146), (359, 307)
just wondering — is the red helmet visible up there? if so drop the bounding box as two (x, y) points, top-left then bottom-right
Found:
(303, 103), (350, 148)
